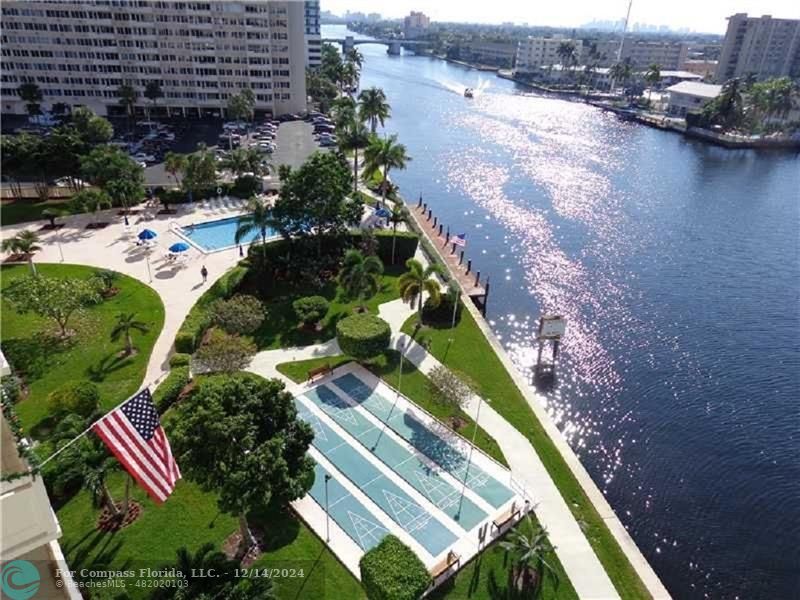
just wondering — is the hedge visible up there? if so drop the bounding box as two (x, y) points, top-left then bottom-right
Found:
(422, 295), (461, 326)
(336, 314), (391, 362)
(360, 535), (431, 600)
(350, 230), (419, 265)
(174, 265), (248, 353)
(168, 353), (191, 368)
(153, 367), (191, 412)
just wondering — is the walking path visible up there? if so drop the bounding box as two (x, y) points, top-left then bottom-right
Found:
(247, 298), (622, 600)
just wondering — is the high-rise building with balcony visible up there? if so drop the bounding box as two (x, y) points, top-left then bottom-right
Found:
(715, 13), (800, 82)
(304, 0), (320, 68)
(0, 1), (308, 118)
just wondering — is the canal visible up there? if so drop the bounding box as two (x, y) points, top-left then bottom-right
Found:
(323, 25), (800, 600)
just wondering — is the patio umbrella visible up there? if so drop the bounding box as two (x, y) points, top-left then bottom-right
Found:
(138, 229), (157, 241)
(375, 207), (391, 219)
(169, 242), (190, 253)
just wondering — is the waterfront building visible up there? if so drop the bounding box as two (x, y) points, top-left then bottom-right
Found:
(681, 59), (718, 80)
(403, 11), (430, 40)
(515, 36), (583, 73)
(305, 0), (321, 68)
(656, 70), (704, 87)
(665, 81), (722, 116)
(0, 0), (308, 118)
(715, 13), (800, 82)
(458, 41), (517, 68)
(584, 39), (690, 70)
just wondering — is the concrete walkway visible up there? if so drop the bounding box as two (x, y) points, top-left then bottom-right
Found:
(247, 296), (622, 600)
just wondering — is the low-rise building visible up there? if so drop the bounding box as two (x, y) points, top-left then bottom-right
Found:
(458, 41), (516, 68)
(403, 11), (430, 39)
(516, 36), (583, 73)
(681, 59), (718, 80)
(657, 70), (704, 87)
(666, 81), (722, 116)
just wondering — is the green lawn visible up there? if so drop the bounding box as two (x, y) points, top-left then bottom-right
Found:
(0, 264), (164, 436)
(402, 308), (652, 600)
(0, 198), (74, 226)
(276, 350), (508, 469)
(244, 265), (404, 351)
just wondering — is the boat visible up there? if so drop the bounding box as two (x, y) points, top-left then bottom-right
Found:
(464, 88), (474, 98)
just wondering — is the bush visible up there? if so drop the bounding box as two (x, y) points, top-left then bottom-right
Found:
(168, 353), (191, 368)
(336, 314), (391, 362)
(192, 328), (257, 374)
(231, 174), (261, 199)
(1, 375), (22, 404)
(210, 294), (265, 335)
(153, 367), (190, 412)
(293, 296), (330, 327)
(360, 535), (431, 600)
(422, 294), (460, 325)
(350, 230), (419, 265)
(47, 381), (100, 418)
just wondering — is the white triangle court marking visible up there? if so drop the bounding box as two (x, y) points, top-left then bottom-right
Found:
(348, 510), (388, 550)
(383, 489), (432, 533)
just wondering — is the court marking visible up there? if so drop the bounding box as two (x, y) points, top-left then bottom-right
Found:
(349, 510), (389, 550)
(383, 489), (433, 534)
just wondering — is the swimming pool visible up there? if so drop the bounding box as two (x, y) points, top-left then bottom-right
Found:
(178, 214), (278, 252)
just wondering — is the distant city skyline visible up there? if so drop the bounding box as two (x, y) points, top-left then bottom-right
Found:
(323, 0), (798, 34)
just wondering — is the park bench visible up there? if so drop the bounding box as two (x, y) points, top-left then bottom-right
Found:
(430, 550), (461, 580)
(491, 501), (520, 533)
(307, 363), (333, 383)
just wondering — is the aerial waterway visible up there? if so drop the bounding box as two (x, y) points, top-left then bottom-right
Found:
(323, 25), (800, 600)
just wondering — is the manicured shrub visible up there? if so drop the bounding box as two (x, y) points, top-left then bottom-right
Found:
(192, 328), (257, 374)
(47, 381), (100, 418)
(350, 231), (419, 265)
(210, 294), (265, 335)
(422, 294), (461, 325)
(360, 535), (431, 600)
(153, 367), (190, 412)
(292, 296), (330, 327)
(168, 353), (191, 368)
(231, 174), (261, 199)
(336, 314), (391, 362)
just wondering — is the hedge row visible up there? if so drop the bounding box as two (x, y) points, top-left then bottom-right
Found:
(174, 265), (248, 353)
(153, 367), (191, 412)
(360, 535), (431, 600)
(350, 230), (419, 265)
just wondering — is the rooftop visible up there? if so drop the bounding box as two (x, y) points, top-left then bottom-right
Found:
(666, 81), (723, 98)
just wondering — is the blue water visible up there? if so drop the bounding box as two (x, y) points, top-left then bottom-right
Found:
(295, 395), (457, 557)
(180, 214), (276, 251)
(326, 25), (800, 599)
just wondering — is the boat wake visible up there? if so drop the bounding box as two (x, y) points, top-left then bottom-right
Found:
(439, 78), (492, 97)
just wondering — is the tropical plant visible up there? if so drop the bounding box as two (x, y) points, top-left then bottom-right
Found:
(2, 230), (41, 273)
(192, 328), (256, 374)
(117, 83), (137, 131)
(227, 88), (255, 122)
(336, 314), (391, 362)
(143, 80), (164, 119)
(170, 374), (315, 552)
(338, 118), (371, 194)
(47, 381), (100, 418)
(235, 196), (279, 260)
(360, 535), (431, 600)
(70, 188), (112, 225)
(164, 152), (188, 188)
(292, 296), (330, 328)
(70, 106), (113, 145)
(358, 86), (391, 133)
(110, 312), (149, 356)
(345, 47), (364, 70)
(556, 41), (578, 79)
(210, 295), (265, 335)
(339, 249), (384, 309)
(17, 82), (43, 117)
(398, 258), (441, 322)
(223, 147), (262, 178)
(80, 145), (144, 211)
(331, 95), (357, 129)
(182, 143), (217, 194)
(388, 203), (409, 264)
(499, 516), (559, 597)
(91, 269), (119, 295)
(644, 64), (661, 107)
(363, 134), (411, 203)
(702, 78), (744, 129)
(609, 60), (633, 94)
(78, 437), (122, 517)
(341, 61), (360, 93)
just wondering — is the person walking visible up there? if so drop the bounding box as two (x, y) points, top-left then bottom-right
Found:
(201, 264), (208, 283)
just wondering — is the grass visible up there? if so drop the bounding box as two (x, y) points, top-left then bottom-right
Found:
(402, 308), (652, 600)
(276, 350), (508, 468)
(0, 198), (74, 226)
(0, 263), (164, 436)
(243, 265), (405, 351)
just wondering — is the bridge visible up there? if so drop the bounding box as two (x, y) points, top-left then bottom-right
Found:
(322, 36), (429, 55)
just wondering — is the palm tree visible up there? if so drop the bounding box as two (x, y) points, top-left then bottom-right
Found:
(363, 134), (411, 204)
(358, 87), (391, 133)
(341, 61), (360, 94)
(164, 152), (187, 188)
(499, 516), (559, 597)
(144, 80), (164, 120)
(2, 230), (41, 274)
(117, 83), (137, 132)
(111, 313), (149, 356)
(339, 249), (384, 310)
(609, 61), (633, 95)
(235, 196), (279, 259)
(644, 64), (661, 107)
(716, 78), (744, 128)
(556, 42), (577, 81)
(71, 189), (112, 226)
(223, 147), (263, 179)
(345, 47), (364, 70)
(17, 82), (43, 117)
(41, 207), (69, 229)
(388, 202), (408, 265)
(82, 443), (122, 518)
(338, 118), (371, 194)
(331, 96), (357, 129)
(163, 543), (238, 599)
(398, 258), (441, 323)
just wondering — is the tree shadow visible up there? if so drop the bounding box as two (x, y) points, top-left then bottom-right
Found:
(1, 331), (76, 382)
(86, 351), (134, 382)
(247, 503), (301, 552)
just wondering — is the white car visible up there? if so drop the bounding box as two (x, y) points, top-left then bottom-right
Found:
(132, 152), (156, 163)
(54, 177), (87, 188)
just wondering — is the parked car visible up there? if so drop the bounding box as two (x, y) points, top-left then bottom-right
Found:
(54, 177), (87, 188)
(132, 152), (156, 163)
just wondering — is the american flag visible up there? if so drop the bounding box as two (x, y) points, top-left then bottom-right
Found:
(92, 389), (181, 504)
(452, 233), (467, 247)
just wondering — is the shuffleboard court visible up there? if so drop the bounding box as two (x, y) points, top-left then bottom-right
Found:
(332, 372), (515, 509)
(295, 396), (457, 557)
(307, 462), (390, 552)
(304, 385), (488, 530)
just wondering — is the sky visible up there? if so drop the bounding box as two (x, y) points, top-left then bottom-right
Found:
(322, 0), (799, 34)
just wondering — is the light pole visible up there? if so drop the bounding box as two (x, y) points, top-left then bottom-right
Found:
(324, 474), (332, 542)
(373, 338), (405, 451)
(457, 395), (486, 517)
(144, 246), (152, 282)
(56, 227), (65, 262)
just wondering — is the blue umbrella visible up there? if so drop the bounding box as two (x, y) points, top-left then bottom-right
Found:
(375, 207), (391, 219)
(169, 242), (190, 253)
(138, 229), (157, 241)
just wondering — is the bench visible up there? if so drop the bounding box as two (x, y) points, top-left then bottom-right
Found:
(430, 550), (461, 580)
(307, 363), (333, 383)
(491, 501), (520, 533)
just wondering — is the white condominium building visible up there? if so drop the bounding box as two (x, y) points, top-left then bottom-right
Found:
(0, 0), (308, 118)
(305, 0), (321, 68)
(583, 39), (689, 70)
(715, 13), (800, 83)
(515, 36), (583, 73)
